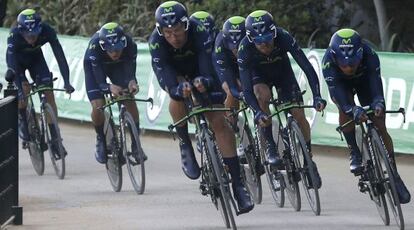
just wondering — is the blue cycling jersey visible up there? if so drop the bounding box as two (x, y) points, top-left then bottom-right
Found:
(6, 23), (69, 90)
(212, 31), (240, 99)
(83, 32), (137, 94)
(148, 20), (220, 101)
(237, 27), (321, 113)
(322, 43), (384, 116)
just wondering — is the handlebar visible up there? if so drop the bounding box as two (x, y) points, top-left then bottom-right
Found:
(99, 95), (153, 110)
(168, 106), (231, 131)
(335, 107), (405, 134)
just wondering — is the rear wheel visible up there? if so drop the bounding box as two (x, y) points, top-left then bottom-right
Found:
(123, 112), (145, 195)
(26, 103), (45, 176)
(372, 129), (404, 229)
(104, 112), (122, 192)
(290, 119), (320, 215)
(43, 103), (65, 179)
(237, 115), (262, 204)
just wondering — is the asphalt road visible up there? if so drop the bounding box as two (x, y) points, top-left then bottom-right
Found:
(5, 121), (414, 230)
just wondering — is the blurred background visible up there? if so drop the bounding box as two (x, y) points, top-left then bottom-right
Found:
(1, 0), (413, 52)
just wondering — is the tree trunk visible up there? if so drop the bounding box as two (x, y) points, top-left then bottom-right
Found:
(373, 0), (389, 50)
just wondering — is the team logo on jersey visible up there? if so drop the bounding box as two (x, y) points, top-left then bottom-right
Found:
(149, 42), (160, 51)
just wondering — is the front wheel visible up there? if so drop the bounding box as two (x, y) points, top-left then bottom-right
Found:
(43, 103), (65, 179)
(237, 116), (262, 204)
(257, 126), (285, 208)
(104, 112), (122, 192)
(204, 130), (237, 230)
(371, 129), (404, 229)
(26, 103), (45, 176)
(289, 119), (320, 215)
(122, 112), (145, 195)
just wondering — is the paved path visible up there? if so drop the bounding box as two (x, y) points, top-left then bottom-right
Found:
(6, 121), (414, 230)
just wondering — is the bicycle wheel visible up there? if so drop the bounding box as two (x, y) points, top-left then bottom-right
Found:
(104, 112), (122, 192)
(43, 103), (65, 179)
(371, 129), (404, 229)
(26, 103), (45, 176)
(258, 126), (285, 208)
(356, 127), (389, 225)
(289, 119), (320, 215)
(122, 112), (145, 195)
(237, 115), (262, 204)
(204, 130), (237, 230)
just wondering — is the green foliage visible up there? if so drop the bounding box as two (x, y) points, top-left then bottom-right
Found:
(4, 0), (349, 47)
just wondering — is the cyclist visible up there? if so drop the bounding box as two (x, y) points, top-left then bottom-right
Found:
(149, 1), (253, 213)
(6, 9), (74, 156)
(84, 22), (144, 164)
(238, 10), (326, 188)
(212, 16), (245, 120)
(322, 28), (410, 203)
(189, 11), (218, 44)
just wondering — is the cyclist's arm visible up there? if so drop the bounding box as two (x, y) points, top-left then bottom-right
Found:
(45, 25), (70, 84)
(238, 41), (261, 113)
(212, 37), (240, 98)
(322, 57), (353, 117)
(123, 36), (138, 83)
(6, 30), (22, 90)
(281, 29), (321, 98)
(149, 35), (182, 100)
(196, 31), (217, 91)
(365, 47), (385, 104)
(86, 45), (110, 93)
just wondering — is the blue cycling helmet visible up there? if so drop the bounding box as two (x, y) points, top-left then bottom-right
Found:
(329, 28), (363, 67)
(17, 9), (42, 36)
(190, 11), (218, 40)
(245, 10), (276, 44)
(155, 1), (189, 36)
(98, 22), (127, 52)
(222, 16), (246, 50)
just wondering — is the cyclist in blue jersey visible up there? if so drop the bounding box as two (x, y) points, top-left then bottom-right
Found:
(149, 1), (253, 213)
(6, 9), (74, 155)
(190, 11), (218, 44)
(84, 22), (144, 164)
(212, 16), (245, 118)
(322, 28), (410, 203)
(238, 10), (326, 188)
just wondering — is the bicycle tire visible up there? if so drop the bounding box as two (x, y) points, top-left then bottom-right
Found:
(289, 119), (320, 215)
(356, 127), (390, 226)
(371, 129), (404, 229)
(123, 112), (145, 195)
(237, 115), (262, 204)
(43, 103), (65, 179)
(104, 112), (122, 192)
(204, 129), (237, 230)
(258, 126), (285, 208)
(26, 103), (45, 176)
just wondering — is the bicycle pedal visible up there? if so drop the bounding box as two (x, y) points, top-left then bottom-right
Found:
(358, 181), (369, 193)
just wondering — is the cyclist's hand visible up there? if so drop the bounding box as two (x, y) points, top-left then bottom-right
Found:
(177, 82), (192, 98)
(254, 110), (269, 127)
(128, 80), (139, 95)
(110, 84), (124, 97)
(64, 83), (75, 94)
(313, 96), (327, 112)
(353, 106), (368, 123)
(193, 76), (208, 93)
(372, 100), (385, 117)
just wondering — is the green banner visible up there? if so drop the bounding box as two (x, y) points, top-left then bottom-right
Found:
(0, 28), (413, 154)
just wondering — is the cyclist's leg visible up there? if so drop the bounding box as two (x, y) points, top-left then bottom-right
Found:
(17, 71), (31, 141)
(85, 62), (107, 163)
(206, 106), (253, 213)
